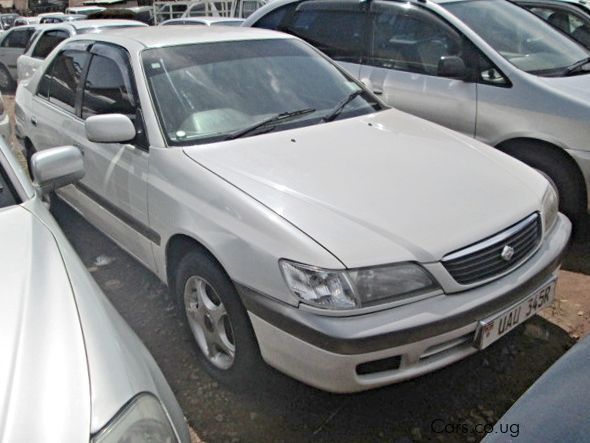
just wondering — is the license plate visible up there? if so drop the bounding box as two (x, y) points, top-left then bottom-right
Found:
(475, 279), (556, 350)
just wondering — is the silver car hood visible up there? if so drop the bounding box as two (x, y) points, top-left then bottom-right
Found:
(0, 204), (90, 443)
(184, 109), (547, 268)
(24, 197), (189, 438)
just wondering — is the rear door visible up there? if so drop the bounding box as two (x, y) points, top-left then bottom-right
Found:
(29, 44), (90, 151)
(359, 1), (477, 136)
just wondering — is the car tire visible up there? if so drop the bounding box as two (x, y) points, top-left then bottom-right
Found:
(0, 64), (15, 92)
(175, 250), (263, 387)
(502, 141), (585, 223)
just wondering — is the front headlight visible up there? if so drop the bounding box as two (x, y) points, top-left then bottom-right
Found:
(280, 260), (438, 310)
(91, 394), (178, 443)
(541, 185), (558, 233)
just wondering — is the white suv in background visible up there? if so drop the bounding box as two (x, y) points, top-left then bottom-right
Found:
(245, 0), (590, 222)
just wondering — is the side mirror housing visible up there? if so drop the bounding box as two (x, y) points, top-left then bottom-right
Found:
(85, 114), (136, 144)
(438, 55), (468, 80)
(31, 146), (85, 195)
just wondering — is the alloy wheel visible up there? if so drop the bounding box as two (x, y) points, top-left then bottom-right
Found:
(184, 275), (236, 370)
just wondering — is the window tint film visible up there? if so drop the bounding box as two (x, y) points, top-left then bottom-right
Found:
(45, 50), (89, 113)
(82, 54), (136, 119)
(285, 7), (365, 62)
(368, 2), (463, 76)
(32, 30), (69, 59)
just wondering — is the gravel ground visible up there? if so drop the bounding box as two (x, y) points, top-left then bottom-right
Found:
(6, 92), (589, 442)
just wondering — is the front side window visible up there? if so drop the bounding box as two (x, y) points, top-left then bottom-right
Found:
(1, 28), (34, 48)
(252, 3), (298, 29)
(284, 6), (366, 63)
(38, 50), (89, 114)
(32, 30), (70, 59)
(82, 54), (136, 119)
(444, 0), (590, 76)
(142, 38), (381, 146)
(368, 2), (464, 76)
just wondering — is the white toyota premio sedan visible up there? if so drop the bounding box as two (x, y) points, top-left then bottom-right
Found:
(15, 27), (571, 393)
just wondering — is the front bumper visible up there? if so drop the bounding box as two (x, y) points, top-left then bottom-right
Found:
(239, 214), (571, 393)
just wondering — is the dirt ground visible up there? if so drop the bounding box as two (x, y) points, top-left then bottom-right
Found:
(5, 92), (589, 442)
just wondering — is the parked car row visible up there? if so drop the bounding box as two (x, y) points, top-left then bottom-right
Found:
(11, 21), (571, 394)
(0, 0), (585, 438)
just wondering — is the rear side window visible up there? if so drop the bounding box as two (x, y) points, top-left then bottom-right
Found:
(1, 28), (34, 48)
(38, 50), (89, 114)
(32, 30), (70, 59)
(82, 54), (136, 118)
(284, 8), (365, 63)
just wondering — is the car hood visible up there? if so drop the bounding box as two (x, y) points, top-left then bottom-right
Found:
(0, 205), (90, 443)
(183, 109), (547, 268)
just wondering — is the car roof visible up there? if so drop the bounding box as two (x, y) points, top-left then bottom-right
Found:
(163, 17), (244, 24)
(37, 19), (147, 33)
(66, 18), (147, 29)
(95, 25), (291, 48)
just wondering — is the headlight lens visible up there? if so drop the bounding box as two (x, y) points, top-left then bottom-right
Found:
(91, 394), (178, 443)
(280, 260), (438, 310)
(541, 185), (558, 233)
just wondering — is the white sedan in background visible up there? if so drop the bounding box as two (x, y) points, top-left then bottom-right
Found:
(0, 138), (190, 442)
(16, 19), (146, 83)
(15, 27), (570, 393)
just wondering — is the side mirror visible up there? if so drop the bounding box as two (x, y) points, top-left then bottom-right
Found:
(437, 55), (468, 80)
(31, 146), (85, 195)
(85, 114), (136, 144)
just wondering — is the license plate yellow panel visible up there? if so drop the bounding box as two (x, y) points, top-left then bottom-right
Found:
(475, 279), (556, 350)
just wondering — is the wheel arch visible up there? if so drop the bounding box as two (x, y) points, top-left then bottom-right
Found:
(165, 233), (233, 296)
(496, 137), (587, 209)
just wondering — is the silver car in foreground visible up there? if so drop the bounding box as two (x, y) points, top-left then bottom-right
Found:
(15, 27), (570, 393)
(0, 141), (189, 441)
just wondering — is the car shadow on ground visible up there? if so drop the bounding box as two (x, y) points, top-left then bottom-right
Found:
(51, 198), (577, 443)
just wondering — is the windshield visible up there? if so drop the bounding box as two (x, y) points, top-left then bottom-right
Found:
(142, 39), (381, 145)
(444, 0), (590, 75)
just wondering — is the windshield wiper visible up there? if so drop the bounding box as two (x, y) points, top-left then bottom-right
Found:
(563, 56), (590, 76)
(225, 108), (316, 140)
(321, 90), (364, 123)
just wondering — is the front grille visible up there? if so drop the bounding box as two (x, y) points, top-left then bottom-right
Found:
(442, 213), (541, 285)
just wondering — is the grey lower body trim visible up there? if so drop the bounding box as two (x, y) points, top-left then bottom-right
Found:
(74, 182), (161, 245)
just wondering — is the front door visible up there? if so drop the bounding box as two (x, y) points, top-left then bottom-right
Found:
(359, 1), (477, 136)
(69, 43), (155, 269)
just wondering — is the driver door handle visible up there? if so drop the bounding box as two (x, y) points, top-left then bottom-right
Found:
(30, 116), (37, 126)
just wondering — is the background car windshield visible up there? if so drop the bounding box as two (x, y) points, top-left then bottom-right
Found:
(444, 0), (589, 74)
(142, 39), (379, 145)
